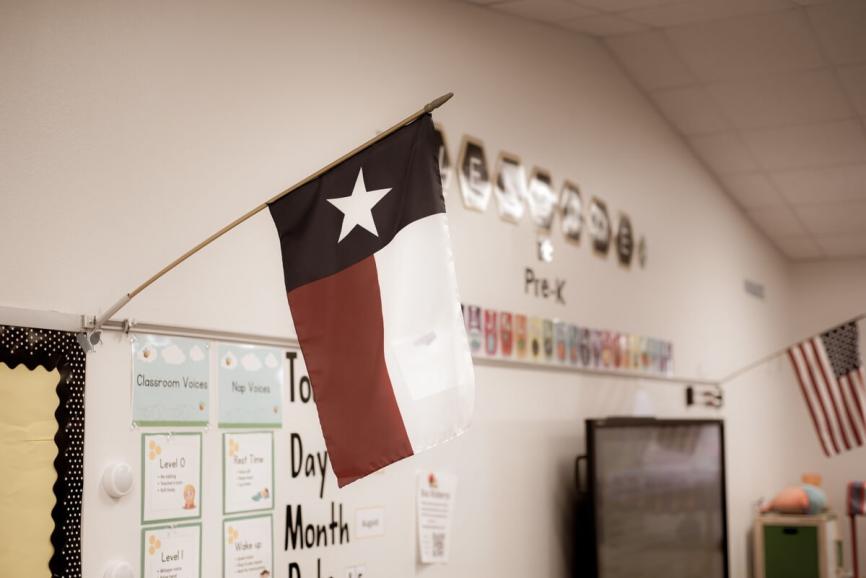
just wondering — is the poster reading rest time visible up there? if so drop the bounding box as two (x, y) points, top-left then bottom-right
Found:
(218, 344), (283, 428)
(132, 334), (210, 427)
(142, 433), (202, 524)
(141, 524), (201, 578)
(224, 432), (274, 515)
(223, 515), (273, 578)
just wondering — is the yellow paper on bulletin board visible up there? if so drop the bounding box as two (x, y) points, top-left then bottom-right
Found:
(0, 362), (60, 578)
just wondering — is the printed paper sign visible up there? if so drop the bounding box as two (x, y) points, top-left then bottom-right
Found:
(224, 432), (274, 515)
(218, 344), (283, 428)
(141, 524), (201, 578)
(417, 471), (457, 564)
(132, 334), (210, 426)
(354, 507), (385, 539)
(223, 515), (273, 578)
(142, 433), (202, 524)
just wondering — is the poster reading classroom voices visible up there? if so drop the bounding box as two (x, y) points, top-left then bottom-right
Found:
(132, 334), (210, 426)
(417, 471), (457, 564)
(141, 524), (201, 578)
(223, 515), (273, 578)
(218, 344), (283, 428)
(142, 433), (202, 524)
(223, 432), (274, 515)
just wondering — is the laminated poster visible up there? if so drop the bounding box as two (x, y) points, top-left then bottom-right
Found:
(224, 432), (274, 515)
(223, 515), (273, 578)
(218, 344), (283, 428)
(142, 433), (202, 524)
(484, 310), (498, 356)
(132, 334), (210, 427)
(417, 472), (457, 564)
(141, 524), (201, 578)
(499, 312), (513, 358)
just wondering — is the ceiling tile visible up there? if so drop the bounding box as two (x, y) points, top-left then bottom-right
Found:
(795, 200), (866, 235)
(559, 14), (647, 36)
(665, 10), (826, 82)
(771, 164), (866, 204)
(605, 31), (698, 90)
(773, 236), (824, 259)
(623, 0), (791, 28)
(746, 205), (808, 237)
(839, 65), (866, 117)
(571, 0), (684, 13)
(650, 86), (730, 135)
(689, 132), (760, 173)
(741, 119), (866, 171)
(720, 173), (786, 208)
(806, 0), (866, 66)
(815, 233), (866, 258)
(708, 68), (854, 130)
(491, 0), (597, 22)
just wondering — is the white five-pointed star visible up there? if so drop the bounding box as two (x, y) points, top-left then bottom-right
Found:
(327, 168), (392, 243)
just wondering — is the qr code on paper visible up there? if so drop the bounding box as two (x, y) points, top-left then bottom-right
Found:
(432, 532), (446, 558)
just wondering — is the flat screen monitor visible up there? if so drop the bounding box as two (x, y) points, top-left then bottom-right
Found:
(585, 418), (728, 578)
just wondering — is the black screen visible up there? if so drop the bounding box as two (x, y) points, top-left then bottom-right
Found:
(590, 421), (726, 578)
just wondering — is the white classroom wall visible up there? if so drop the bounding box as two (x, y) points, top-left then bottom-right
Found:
(0, 0), (863, 576)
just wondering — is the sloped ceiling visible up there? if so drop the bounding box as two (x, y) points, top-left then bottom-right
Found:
(461, 0), (866, 260)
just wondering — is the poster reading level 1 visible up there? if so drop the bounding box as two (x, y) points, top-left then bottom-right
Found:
(142, 433), (202, 524)
(132, 334), (210, 426)
(224, 515), (273, 578)
(224, 432), (274, 514)
(218, 344), (283, 428)
(141, 524), (201, 578)
(417, 471), (457, 564)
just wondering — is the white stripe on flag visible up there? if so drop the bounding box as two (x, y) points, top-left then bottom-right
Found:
(792, 346), (837, 455)
(803, 342), (850, 451)
(814, 338), (864, 447)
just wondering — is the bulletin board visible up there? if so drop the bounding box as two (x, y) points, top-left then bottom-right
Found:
(0, 324), (86, 578)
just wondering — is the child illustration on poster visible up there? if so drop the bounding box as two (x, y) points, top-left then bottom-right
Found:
(484, 310), (498, 356)
(515, 315), (527, 359)
(499, 312), (513, 357)
(528, 317), (542, 361)
(465, 306), (482, 354)
(555, 321), (568, 363)
(579, 328), (592, 367)
(542, 320), (554, 362)
(568, 325), (579, 365)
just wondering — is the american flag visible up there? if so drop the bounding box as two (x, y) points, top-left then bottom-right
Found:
(788, 321), (866, 457)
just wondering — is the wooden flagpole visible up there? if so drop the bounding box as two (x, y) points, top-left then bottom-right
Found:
(89, 92), (454, 332)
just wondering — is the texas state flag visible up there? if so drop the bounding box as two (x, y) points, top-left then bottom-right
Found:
(268, 114), (475, 486)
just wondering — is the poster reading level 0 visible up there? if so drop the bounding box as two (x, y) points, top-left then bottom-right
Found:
(417, 471), (457, 564)
(218, 344), (283, 428)
(224, 432), (274, 514)
(132, 334), (210, 426)
(142, 433), (202, 524)
(224, 515), (273, 578)
(141, 524), (201, 578)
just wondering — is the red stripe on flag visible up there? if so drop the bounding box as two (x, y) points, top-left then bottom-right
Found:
(800, 343), (845, 453)
(852, 370), (866, 429)
(843, 374), (866, 441)
(288, 256), (413, 487)
(812, 339), (860, 447)
(787, 349), (832, 457)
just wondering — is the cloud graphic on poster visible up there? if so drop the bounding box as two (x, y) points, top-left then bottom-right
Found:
(241, 353), (262, 372)
(138, 344), (157, 363)
(265, 353), (278, 369)
(189, 345), (205, 362)
(161, 344), (186, 365)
